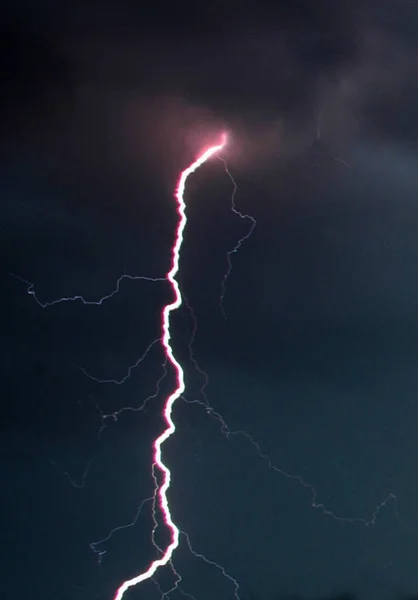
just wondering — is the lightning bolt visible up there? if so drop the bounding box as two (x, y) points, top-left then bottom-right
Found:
(12, 131), (408, 600)
(9, 272), (166, 307)
(218, 157), (257, 319)
(112, 134), (229, 600)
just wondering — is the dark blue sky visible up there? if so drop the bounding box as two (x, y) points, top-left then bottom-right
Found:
(3, 1), (418, 599)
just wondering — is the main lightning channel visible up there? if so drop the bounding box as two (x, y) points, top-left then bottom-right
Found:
(113, 136), (227, 600)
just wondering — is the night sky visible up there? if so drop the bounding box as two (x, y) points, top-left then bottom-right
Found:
(3, 1), (418, 599)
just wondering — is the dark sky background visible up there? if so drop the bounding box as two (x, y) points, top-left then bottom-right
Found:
(3, 1), (418, 599)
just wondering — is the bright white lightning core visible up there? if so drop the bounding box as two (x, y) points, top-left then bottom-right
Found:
(113, 135), (228, 600)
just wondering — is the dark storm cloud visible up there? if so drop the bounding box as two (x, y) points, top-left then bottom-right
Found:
(0, 19), (73, 148)
(3, 0), (418, 292)
(3, 0), (418, 344)
(2, 0), (418, 165)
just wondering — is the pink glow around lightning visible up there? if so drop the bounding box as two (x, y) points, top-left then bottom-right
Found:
(113, 134), (228, 600)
